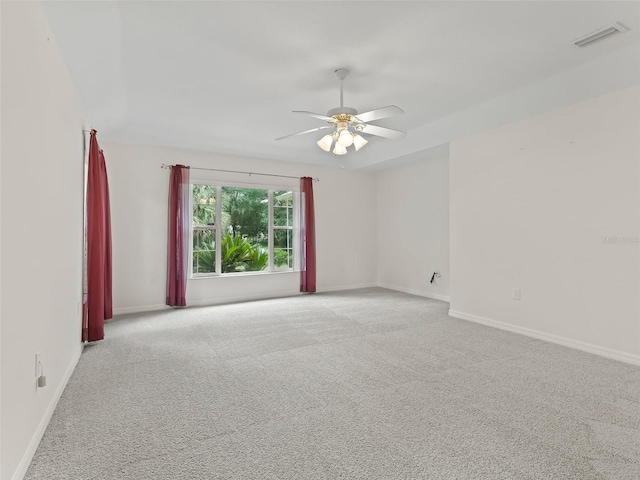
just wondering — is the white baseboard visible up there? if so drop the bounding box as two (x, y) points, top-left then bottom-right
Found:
(114, 292), (303, 315)
(12, 344), (84, 480)
(424, 292), (451, 302)
(113, 304), (170, 315)
(187, 291), (302, 308)
(449, 309), (640, 367)
(377, 283), (450, 303)
(317, 283), (377, 293)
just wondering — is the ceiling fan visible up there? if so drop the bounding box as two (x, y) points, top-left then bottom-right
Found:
(275, 69), (406, 155)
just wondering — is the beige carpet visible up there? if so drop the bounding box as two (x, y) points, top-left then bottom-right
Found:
(25, 288), (640, 479)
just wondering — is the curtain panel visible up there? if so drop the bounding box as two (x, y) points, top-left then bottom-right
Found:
(166, 165), (190, 306)
(300, 177), (316, 292)
(84, 130), (113, 342)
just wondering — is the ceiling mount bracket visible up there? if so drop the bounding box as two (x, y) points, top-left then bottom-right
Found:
(334, 69), (349, 81)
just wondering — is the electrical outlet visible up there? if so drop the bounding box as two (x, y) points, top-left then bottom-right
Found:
(513, 288), (521, 300)
(150, 275), (157, 285)
(35, 353), (41, 377)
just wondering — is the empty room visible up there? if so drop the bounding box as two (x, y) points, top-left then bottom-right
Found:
(1, 1), (639, 479)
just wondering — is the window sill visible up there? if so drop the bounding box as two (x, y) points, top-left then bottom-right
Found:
(190, 270), (297, 280)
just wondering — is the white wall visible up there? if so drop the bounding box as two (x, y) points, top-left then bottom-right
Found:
(104, 142), (378, 313)
(376, 157), (449, 301)
(450, 85), (640, 364)
(1, 2), (87, 479)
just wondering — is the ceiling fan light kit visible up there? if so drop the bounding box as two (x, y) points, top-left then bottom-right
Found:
(353, 134), (368, 152)
(276, 69), (406, 156)
(317, 134), (333, 152)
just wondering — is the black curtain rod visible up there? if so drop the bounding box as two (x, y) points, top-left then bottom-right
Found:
(160, 164), (319, 182)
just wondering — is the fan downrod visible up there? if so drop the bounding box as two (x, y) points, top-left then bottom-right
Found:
(330, 68), (357, 116)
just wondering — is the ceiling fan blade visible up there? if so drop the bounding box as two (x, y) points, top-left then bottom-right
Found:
(275, 125), (332, 141)
(354, 105), (404, 123)
(360, 124), (406, 140)
(293, 111), (335, 122)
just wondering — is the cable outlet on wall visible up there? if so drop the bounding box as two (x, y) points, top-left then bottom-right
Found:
(513, 288), (521, 300)
(35, 353), (47, 388)
(150, 275), (157, 286)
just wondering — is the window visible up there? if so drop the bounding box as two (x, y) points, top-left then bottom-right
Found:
(192, 185), (217, 274)
(273, 190), (294, 270)
(191, 183), (298, 277)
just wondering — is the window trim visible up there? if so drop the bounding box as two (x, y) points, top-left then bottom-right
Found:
(190, 184), (221, 278)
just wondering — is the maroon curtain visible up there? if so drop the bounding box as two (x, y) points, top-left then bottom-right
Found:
(300, 177), (316, 292)
(84, 130), (113, 342)
(166, 165), (190, 306)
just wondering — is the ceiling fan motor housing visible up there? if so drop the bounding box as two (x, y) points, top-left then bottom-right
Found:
(327, 107), (358, 117)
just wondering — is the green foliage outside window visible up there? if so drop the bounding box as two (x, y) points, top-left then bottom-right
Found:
(192, 185), (217, 227)
(223, 187), (268, 239)
(195, 234), (268, 273)
(192, 185), (276, 274)
(273, 249), (289, 268)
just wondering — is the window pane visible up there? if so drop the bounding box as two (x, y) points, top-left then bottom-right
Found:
(274, 229), (292, 249)
(221, 187), (269, 273)
(192, 185), (217, 226)
(193, 242), (215, 274)
(273, 191), (293, 227)
(193, 228), (215, 251)
(273, 206), (293, 226)
(274, 248), (292, 270)
(274, 229), (293, 269)
(274, 191), (293, 207)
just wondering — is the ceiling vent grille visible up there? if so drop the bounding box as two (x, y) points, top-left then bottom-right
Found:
(573, 23), (629, 48)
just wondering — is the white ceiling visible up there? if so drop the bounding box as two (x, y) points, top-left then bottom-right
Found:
(42, 1), (640, 171)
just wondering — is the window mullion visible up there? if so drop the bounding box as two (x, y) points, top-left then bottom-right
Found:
(189, 184), (195, 276)
(215, 185), (222, 274)
(268, 190), (274, 271)
(293, 191), (301, 271)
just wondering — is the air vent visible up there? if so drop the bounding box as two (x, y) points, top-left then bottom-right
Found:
(573, 23), (629, 48)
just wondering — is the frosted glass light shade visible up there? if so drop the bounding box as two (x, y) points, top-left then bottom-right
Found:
(317, 134), (333, 152)
(337, 129), (354, 147)
(333, 143), (347, 155)
(353, 134), (368, 152)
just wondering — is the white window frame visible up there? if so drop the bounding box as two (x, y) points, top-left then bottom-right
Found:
(190, 179), (300, 278)
(191, 185), (221, 277)
(271, 190), (296, 272)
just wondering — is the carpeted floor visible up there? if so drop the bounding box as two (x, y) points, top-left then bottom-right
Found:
(25, 288), (640, 479)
